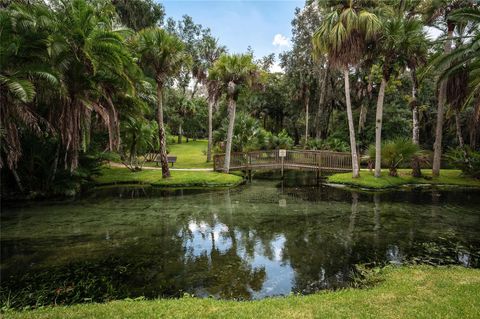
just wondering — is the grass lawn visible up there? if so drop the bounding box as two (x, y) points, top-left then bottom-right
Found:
(94, 167), (243, 188)
(5, 266), (480, 319)
(143, 139), (212, 169)
(328, 169), (480, 189)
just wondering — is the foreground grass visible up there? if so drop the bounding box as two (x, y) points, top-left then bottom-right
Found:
(5, 266), (480, 319)
(328, 169), (480, 189)
(143, 139), (212, 169)
(94, 167), (243, 188)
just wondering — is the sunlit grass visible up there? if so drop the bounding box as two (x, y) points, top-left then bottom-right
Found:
(5, 266), (480, 319)
(328, 169), (480, 189)
(143, 139), (212, 169)
(94, 167), (242, 188)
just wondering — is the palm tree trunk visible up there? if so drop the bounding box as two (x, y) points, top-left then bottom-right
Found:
(454, 109), (465, 148)
(374, 77), (387, 177)
(224, 97), (236, 173)
(178, 123), (182, 144)
(315, 66), (329, 139)
(411, 69), (420, 145)
(343, 68), (360, 178)
(207, 98), (214, 162)
(156, 83), (170, 178)
(304, 91), (309, 146)
(432, 28), (453, 177)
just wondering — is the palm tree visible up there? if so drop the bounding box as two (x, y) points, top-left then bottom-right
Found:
(0, 3), (57, 191)
(134, 28), (189, 178)
(196, 36), (225, 162)
(421, 0), (475, 177)
(209, 54), (257, 173)
(313, 1), (380, 178)
(373, 14), (427, 177)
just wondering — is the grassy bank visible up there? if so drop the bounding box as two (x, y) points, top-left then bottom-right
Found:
(94, 167), (243, 188)
(328, 169), (480, 189)
(144, 139), (212, 169)
(5, 266), (480, 319)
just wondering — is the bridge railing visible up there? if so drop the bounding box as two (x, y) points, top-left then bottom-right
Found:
(213, 149), (352, 172)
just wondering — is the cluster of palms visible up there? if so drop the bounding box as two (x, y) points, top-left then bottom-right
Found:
(0, 0), (260, 191)
(313, 0), (479, 178)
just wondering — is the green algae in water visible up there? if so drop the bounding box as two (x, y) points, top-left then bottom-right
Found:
(1, 180), (480, 309)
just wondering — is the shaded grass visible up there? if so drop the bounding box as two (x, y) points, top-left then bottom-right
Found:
(328, 169), (480, 189)
(5, 266), (480, 319)
(144, 140), (212, 169)
(94, 167), (243, 188)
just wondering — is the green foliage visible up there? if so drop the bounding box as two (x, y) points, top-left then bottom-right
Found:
(306, 137), (350, 152)
(368, 138), (420, 176)
(445, 147), (480, 179)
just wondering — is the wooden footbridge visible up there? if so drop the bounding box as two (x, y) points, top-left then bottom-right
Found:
(213, 149), (352, 178)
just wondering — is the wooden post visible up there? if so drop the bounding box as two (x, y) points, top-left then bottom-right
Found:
(213, 155), (216, 171)
(281, 156), (284, 179)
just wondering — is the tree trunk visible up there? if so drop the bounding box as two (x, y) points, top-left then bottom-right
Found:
(156, 83), (171, 178)
(178, 123), (182, 144)
(411, 69), (420, 145)
(432, 28), (453, 177)
(454, 109), (465, 148)
(374, 77), (387, 178)
(315, 65), (329, 139)
(224, 96), (236, 173)
(11, 168), (24, 193)
(343, 68), (360, 178)
(304, 90), (309, 146)
(207, 99), (214, 162)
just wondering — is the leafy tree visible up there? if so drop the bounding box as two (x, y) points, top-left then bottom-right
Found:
(112, 0), (164, 31)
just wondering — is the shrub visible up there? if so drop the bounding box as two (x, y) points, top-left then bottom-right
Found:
(368, 138), (420, 177)
(445, 147), (480, 179)
(306, 137), (349, 152)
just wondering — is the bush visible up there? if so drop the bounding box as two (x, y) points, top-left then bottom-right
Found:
(306, 137), (349, 152)
(445, 147), (480, 179)
(368, 138), (420, 177)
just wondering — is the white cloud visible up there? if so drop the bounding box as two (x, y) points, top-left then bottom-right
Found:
(272, 33), (290, 47)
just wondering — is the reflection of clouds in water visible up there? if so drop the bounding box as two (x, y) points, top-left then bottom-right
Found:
(185, 221), (232, 257)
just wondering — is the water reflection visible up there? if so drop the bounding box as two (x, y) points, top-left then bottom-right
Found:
(1, 180), (480, 308)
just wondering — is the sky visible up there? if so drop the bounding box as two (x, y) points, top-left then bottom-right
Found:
(161, 0), (304, 71)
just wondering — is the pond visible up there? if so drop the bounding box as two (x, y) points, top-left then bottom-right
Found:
(1, 177), (480, 307)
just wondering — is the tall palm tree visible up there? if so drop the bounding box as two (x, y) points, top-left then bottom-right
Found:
(373, 14), (427, 177)
(198, 36), (225, 162)
(209, 54), (257, 173)
(134, 28), (189, 178)
(421, 0), (475, 177)
(313, 0), (380, 178)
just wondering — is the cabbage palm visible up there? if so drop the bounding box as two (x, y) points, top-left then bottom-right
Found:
(373, 15), (427, 177)
(421, 0), (475, 176)
(134, 28), (189, 178)
(313, 0), (380, 178)
(209, 54), (258, 173)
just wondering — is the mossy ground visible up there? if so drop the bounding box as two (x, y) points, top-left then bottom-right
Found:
(143, 139), (212, 169)
(328, 169), (480, 189)
(5, 266), (480, 319)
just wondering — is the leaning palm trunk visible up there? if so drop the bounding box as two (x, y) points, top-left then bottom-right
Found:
(411, 69), (420, 145)
(432, 29), (453, 177)
(343, 68), (360, 178)
(156, 84), (171, 178)
(207, 98), (214, 162)
(224, 96), (236, 173)
(374, 78), (387, 177)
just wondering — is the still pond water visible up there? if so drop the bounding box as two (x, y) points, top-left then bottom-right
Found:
(1, 176), (480, 307)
